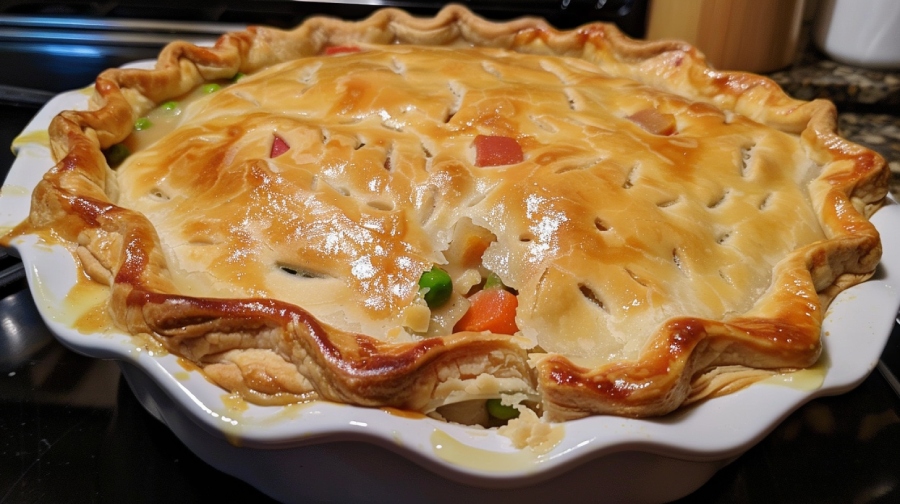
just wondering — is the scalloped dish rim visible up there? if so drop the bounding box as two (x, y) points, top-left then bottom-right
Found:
(2, 74), (899, 490)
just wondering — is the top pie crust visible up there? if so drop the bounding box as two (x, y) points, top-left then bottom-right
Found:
(12, 6), (888, 421)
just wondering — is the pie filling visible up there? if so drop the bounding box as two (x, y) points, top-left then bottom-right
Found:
(10, 7), (887, 423)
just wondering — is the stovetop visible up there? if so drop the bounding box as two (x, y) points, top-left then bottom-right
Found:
(0, 0), (646, 95)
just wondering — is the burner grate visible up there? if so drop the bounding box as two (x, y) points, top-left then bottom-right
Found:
(0, 247), (25, 298)
(0, 0), (647, 33)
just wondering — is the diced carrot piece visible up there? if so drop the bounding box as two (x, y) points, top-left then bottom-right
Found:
(270, 134), (290, 158)
(627, 109), (677, 136)
(474, 135), (524, 167)
(325, 46), (361, 55)
(461, 235), (492, 269)
(453, 288), (519, 335)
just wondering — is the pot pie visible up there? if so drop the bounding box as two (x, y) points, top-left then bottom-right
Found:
(7, 6), (888, 423)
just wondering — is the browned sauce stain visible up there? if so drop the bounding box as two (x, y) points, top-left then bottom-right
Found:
(381, 406), (427, 419)
(72, 300), (109, 334)
(177, 356), (203, 373)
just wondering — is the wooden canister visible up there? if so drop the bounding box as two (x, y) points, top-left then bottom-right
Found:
(646, 0), (806, 72)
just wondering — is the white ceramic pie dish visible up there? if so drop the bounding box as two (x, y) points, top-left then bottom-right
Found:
(3, 73), (899, 503)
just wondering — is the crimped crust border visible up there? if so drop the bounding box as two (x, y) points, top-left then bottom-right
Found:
(15, 5), (888, 421)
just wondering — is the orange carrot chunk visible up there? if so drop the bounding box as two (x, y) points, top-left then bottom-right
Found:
(325, 45), (361, 55)
(626, 108), (677, 136)
(474, 135), (524, 167)
(453, 288), (519, 334)
(270, 134), (290, 158)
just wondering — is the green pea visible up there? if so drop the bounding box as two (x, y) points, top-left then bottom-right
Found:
(486, 399), (519, 420)
(134, 117), (152, 131)
(232, 72), (245, 82)
(104, 143), (131, 168)
(161, 100), (179, 111)
(483, 271), (504, 290)
(201, 83), (221, 94)
(418, 266), (452, 309)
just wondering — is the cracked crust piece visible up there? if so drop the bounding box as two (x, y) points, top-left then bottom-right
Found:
(9, 5), (887, 421)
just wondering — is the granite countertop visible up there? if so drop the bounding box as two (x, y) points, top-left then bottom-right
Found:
(768, 41), (900, 199)
(837, 113), (900, 199)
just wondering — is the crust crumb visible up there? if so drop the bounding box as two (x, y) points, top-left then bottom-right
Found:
(498, 407), (564, 453)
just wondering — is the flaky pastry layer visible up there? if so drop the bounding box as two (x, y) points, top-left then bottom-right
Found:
(12, 6), (888, 420)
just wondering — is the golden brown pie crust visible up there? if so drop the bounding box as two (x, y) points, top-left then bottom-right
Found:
(9, 6), (888, 421)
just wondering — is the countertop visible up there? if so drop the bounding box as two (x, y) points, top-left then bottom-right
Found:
(1, 37), (900, 504)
